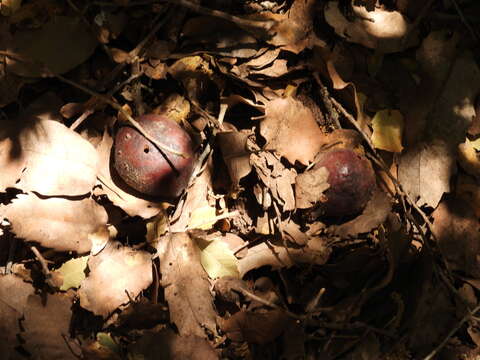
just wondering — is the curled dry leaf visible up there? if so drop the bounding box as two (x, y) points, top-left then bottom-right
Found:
(261, 96), (324, 165)
(332, 188), (392, 238)
(78, 242), (153, 318)
(238, 240), (331, 277)
(157, 233), (217, 338)
(95, 131), (163, 219)
(0, 119), (98, 196)
(217, 130), (252, 187)
(251, 151), (296, 211)
(5, 193), (107, 253)
(295, 166), (330, 209)
(324, 1), (418, 53)
(248, 0), (320, 54)
(7, 16), (98, 77)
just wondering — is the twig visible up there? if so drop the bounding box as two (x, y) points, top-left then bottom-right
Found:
(313, 73), (341, 129)
(423, 303), (480, 360)
(450, 0), (480, 43)
(167, 0), (275, 35)
(30, 246), (56, 288)
(232, 285), (301, 320)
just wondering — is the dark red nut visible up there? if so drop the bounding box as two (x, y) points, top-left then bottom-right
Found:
(315, 148), (375, 217)
(113, 114), (195, 198)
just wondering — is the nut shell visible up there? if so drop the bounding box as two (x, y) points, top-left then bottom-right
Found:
(113, 114), (195, 198)
(315, 149), (375, 217)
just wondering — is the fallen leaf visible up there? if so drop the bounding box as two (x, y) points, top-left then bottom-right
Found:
(261, 96), (324, 165)
(157, 233), (217, 338)
(458, 139), (480, 179)
(371, 109), (404, 153)
(216, 130), (252, 187)
(432, 197), (480, 277)
(196, 236), (240, 279)
(7, 16), (97, 77)
(333, 188), (392, 238)
(0, 119), (98, 196)
(219, 309), (288, 344)
(78, 242), (153, 317)
(56, 256), (89, 291)
(238, 240), (330, 277)
(324, 1), (418, 53)
(251, 151), (296, 211)
(23, 293), (81, 360)
(128, 329), (217, 360)
(295, 166), (330, 209)
(5, 193), (107, 253)
(398, 140), (455, 208)
(188, 205), (217, 230)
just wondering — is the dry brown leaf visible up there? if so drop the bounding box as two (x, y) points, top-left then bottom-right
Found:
(219, 309), (289, 344)
(78, 242), (153, 318)
(157, 233), (217, 338)
(402, 30), (460, 145)
(7, 16), (98, 77)
(333, 188), (392, 238)
(251, 152), (296, 211)
(95, 131), (163, 219)
(261, 96), (323, 165)
(238, 240), (330, 277)
(5, 193), (107, 253)
(216, 131), (252, 187)
(23, 293), (81, 360)
(283, 220), (309, 246)
(249, 0), (319, 54)
(170, 161), (213, 232)
(399, 52), (480, 208)
(324, 1), (418, 53)
(129, 329), (217, 360)
(0, 119), (98, 196)
(432, 197), (480, 277)
(398, 140), (455, 208)
(295, 166), (330, 209)
(182, 16), (259, 59)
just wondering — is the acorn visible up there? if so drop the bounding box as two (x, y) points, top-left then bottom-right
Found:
(113, 114), (195, 198)
(316, 148), (375, 217)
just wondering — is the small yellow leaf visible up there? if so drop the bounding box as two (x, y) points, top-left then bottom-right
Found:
(199, 240), (240, 279)
(189, 206), (217, 230)
(371, 109), (404, 153)
(469, 137), (480, 151)
(57, 256), (89, 291)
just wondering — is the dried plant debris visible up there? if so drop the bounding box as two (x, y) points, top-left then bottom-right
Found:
(0, 0), (480, 358)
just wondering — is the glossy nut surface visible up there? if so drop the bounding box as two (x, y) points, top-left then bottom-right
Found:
(113, 114), (195, 198)
(315, 149), (375, 217)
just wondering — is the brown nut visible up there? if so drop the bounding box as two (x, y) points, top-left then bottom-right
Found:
(113, 114), (195, 198)
(315, 148), (375, 217)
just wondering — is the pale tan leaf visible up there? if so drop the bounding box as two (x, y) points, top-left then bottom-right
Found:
(295, 166), (330, 209)
(158, 233), (216, 338)
(261, 96), (323, 165)
(78, 242), (152, 318)
(5, 193), (107, 253)
(0, 119), (98, 196)
(324, 1), (418, 53)
(197, 237), (240, 279)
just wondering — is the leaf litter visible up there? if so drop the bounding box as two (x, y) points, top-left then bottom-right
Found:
(0, 0), (479, 359)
